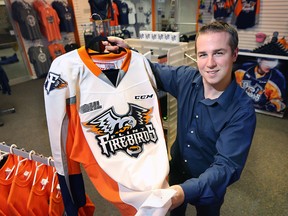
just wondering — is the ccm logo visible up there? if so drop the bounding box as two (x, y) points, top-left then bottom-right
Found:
(135, 94), (153, 99)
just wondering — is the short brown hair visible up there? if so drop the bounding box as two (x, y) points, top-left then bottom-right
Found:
(195, 21), (239, 53)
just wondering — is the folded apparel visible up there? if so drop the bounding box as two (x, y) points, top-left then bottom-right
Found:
(0, 53), (19, 65)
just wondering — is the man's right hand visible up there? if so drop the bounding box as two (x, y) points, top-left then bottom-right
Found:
(103, 36), (129, 52)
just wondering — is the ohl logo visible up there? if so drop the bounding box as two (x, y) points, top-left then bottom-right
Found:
(83, 103), (158, 158)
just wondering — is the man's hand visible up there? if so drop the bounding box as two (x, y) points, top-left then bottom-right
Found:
(169, 185), (185, 210)
(103, 36), (129, 52)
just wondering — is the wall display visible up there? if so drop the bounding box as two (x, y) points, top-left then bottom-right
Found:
(234, 52), (288, 118)
(0, 142), (65, 215)
(197, 0), (260, 30)
(6, 0), (78, 79)
(231, 0), (260, 30)
(11, 1), (42, 40)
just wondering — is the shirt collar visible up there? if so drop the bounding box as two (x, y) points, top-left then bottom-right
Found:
(196, 77), (237, 110)
(216, 79), (237, 110)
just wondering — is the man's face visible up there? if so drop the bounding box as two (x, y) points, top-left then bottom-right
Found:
(196, 31), (238, 90)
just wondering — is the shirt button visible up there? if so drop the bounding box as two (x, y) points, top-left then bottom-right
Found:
(191, 130), (194, 133)
(195, 115), (199, 118)
(187, 144), (190, 147)
(184, 160), (187, 163)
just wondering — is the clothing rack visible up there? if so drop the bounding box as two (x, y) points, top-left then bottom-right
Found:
(0, 142), (54, 166)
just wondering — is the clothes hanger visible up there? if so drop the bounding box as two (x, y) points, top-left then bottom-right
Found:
(85, 35), (125, 55)
(86, 13), (126, 54)
(0, 150), (9, 161)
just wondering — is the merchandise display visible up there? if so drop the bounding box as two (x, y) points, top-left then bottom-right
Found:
(0, 143), (65, 215)
(7, 0), (78, 78)
(198, 0), (261, 30)
(11, 1), (42, 40)
(1, 0), (288, 215)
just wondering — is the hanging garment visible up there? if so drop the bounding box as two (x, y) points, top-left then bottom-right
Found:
(48, 43), (66, 60)
(33, 0), (62, 42)
(213, 0), (233, 21)
(48, 169), (65, 216)
(28, 45), (52, 78)
(108, 1), (119, 26)
(11, 1), (42, 40)
(88, 0), (113, 20)
(51, 1), (75, 32)
(44, 46), (171, 215)
(231, 0), (260, 29)
(0, 65), (11, 95)
(125, 0), (136, 24)
(26, 163), (54, 216)
(7, 158), (36, 215)
(113, 0), (129, 25)
(0, 154), (18, 215)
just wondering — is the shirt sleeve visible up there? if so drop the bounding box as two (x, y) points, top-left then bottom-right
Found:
(150, 61), (256, 205)
(149, 61), (198, 97)
(181, 97), (256, 205)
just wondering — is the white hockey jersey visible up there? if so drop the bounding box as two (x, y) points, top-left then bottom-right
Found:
(44, 47), (172, 215)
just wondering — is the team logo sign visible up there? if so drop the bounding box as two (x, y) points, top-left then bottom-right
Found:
(44, 72), (68, 94)
(83, 103), (158, 158)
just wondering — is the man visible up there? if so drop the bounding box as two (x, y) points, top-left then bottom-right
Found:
(235, 57), (287, 113)
(104, 21), (256, 216)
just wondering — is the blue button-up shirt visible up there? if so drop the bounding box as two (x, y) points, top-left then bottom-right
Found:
(151, 63), (256, 205)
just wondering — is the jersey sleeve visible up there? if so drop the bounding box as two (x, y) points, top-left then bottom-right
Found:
(44, 54), (88, 215)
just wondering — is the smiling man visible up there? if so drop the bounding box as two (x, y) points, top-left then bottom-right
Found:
(105, 21), (257, 216)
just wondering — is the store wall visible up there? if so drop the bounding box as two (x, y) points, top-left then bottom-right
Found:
(237, 0), (288, 51)
(0, 1), (30, 85)
(68, 0), (90, 46)
(198, 0), (288, 51)
(176, 0), (197, 34)
(5, 0), (77, 80)
(155, 0), (197, 34)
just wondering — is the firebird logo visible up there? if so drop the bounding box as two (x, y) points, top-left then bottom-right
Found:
(83, 103), (158, 158)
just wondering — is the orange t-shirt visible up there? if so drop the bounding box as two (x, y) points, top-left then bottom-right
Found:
(33, 0), (61, 42)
